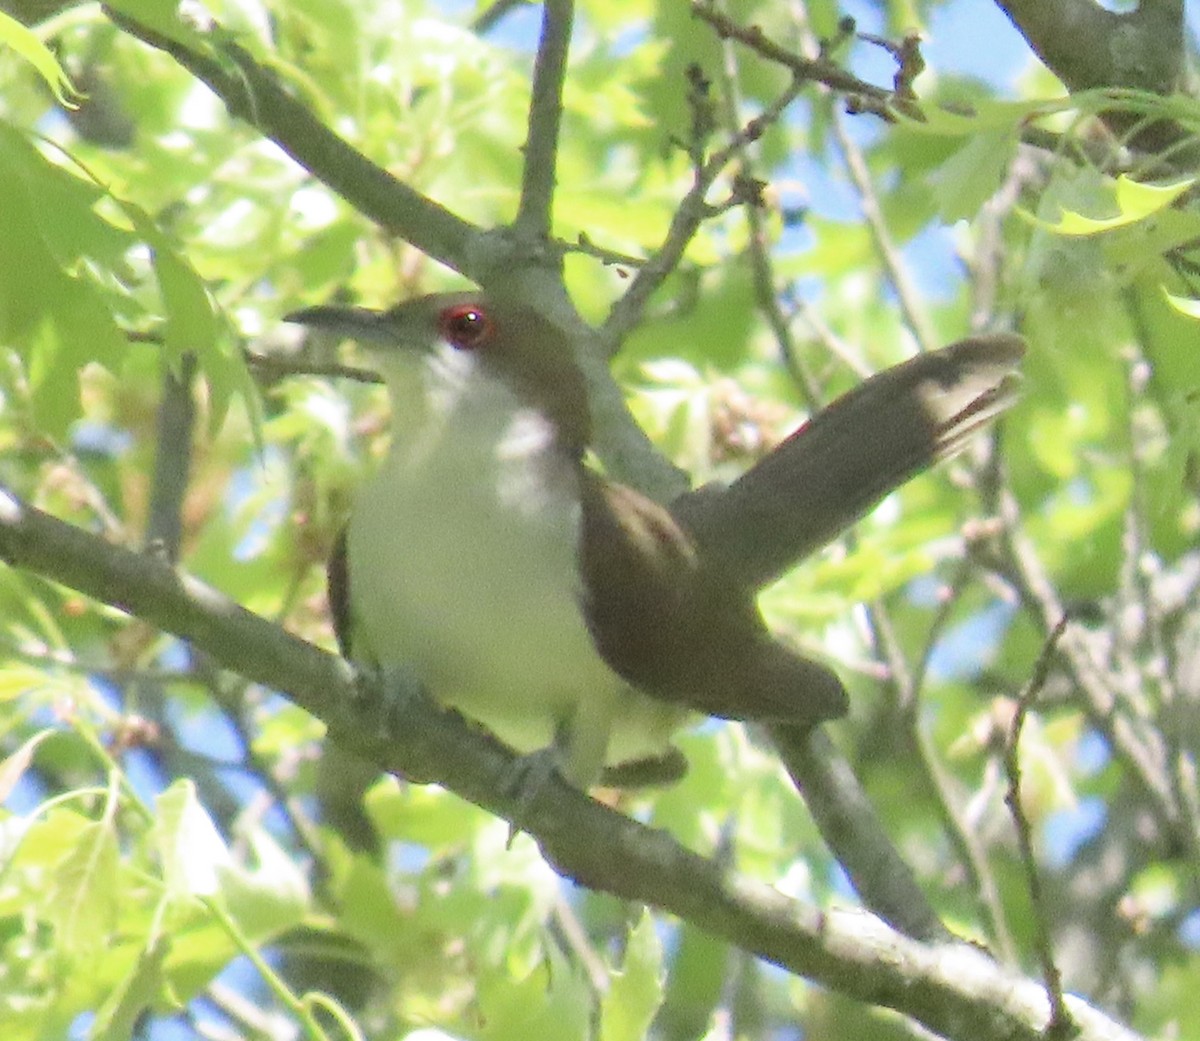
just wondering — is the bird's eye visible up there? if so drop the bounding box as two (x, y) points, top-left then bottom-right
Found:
(439, 304), (494, 350)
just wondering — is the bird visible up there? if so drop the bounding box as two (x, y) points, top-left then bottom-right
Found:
(284, 292), (1024, 790)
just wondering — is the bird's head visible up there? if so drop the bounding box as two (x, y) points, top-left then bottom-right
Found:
(285, 291), (592, 452)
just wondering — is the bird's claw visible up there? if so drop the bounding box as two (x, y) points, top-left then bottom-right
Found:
(499, 746), (567, 847)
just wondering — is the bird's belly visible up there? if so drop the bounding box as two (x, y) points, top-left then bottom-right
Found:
(347, 468), (683, 767)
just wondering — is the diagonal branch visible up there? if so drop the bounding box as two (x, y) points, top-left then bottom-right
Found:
(0, 485), (1147, 1041)
(602, 74), (808, 348)
(691, 1), (891, 110)
(105, 8), (476, 276)
(771, 726), (949, 943)
(104, 7), (689, 502)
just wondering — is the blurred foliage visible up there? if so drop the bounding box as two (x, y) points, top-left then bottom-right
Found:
(1, 0), (1199, 1039)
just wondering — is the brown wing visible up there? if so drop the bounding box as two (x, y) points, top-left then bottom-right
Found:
(577, 473), (847, 728)
(327, 526), (354, 659)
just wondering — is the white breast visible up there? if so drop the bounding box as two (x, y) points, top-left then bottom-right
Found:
(347, 353), (684, 782)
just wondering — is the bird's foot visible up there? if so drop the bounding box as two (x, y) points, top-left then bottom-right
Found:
(499, 746), (570, 847)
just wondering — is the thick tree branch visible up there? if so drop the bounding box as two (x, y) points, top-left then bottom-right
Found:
(0, 486), (1146, 1041)
(515, 0), (572, 239)
(995, 0), (1196, 164)
(995, 0), (1184, 96)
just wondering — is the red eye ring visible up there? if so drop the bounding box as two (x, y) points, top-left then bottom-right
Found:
(438, 303), (494, 350)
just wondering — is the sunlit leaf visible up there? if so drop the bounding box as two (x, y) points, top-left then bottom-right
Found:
(1025, 174), (1195, 236)
(0, 11), (78, 106)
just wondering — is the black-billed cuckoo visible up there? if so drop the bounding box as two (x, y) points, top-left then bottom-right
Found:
(285, 293), (1023, 789)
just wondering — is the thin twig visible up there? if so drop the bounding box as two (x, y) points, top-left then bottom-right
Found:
(691, 2), (892, 111)
(473, 0), (525, 35)
(991, 487), (1187, 853)
(709, 2), (823, 412)
(786, 291), (873, 378)
(829, 104), (938, 352)
(697, 2), (1110, 165)
(144, 352), (196, 562)
(1003, 615), (1075, 1039)
(602, 74), (808, 349)
(906, 562), (1019, 964)
(568, 233), (647, 270)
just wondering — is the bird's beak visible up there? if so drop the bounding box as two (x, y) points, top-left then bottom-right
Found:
(284, 304), (414, 348)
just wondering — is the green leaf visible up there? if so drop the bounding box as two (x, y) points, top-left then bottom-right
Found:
(1163, 287), (1200, 319)
(0, 125), (131, 433)
(478, 942), (590, 1041)
(927, 127), (1018, 223)
(658, 921), (728, 1039)
(90, 937), (172, 1041)
(153, 779), (232, 900)
(601, 911), (665, 1041)
(114, 195), (253, 435)
(896, 95), (1065, 136)
(0, 729), (53, 802)
(1026, 174), (1195, 236)
(43, 817), (120, 953)
(219, 829), (311, 940)
(0, 11), (78, 106)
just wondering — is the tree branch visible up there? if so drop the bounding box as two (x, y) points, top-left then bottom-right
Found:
(143, 352), (196, 561)
(771, 726), (949, 943)
(829, 103), (938, 353)
(601, 72), (807, 349)
(515, 0), (572, 239)
(0, 486), (1147, 1041)
(990, 487), (1198, 861)
(995, 0), (1196, 163)
(690, 1), (892, 113)
(104, 6), (688, 502)
(994, 0), (1184, 95)
(1004, 617), (1074, 1036)
(104, 8), (476, 276)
